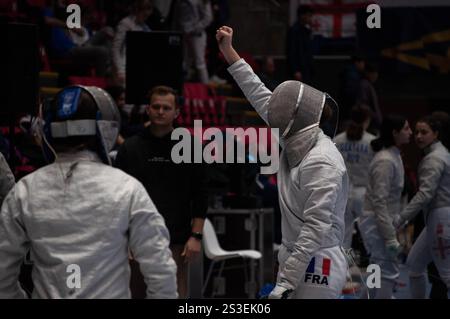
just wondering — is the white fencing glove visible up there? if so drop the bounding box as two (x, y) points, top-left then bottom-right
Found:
(268, 285), (293, 299)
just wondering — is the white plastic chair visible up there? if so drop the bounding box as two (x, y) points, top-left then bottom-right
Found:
(202, 218), (262, 297)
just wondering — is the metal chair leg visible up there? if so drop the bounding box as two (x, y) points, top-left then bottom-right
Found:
(242, 258), (252, 297)
(202, 260), (216, 297)
(217, 260), (226, 278)
(243, 258), (249, 283)
(204, 258), (258, 298)
(212, 260), (226, 298)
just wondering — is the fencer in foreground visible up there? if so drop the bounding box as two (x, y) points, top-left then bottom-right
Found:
(216, 26), (349, 299)
(0, 86), (177, 298)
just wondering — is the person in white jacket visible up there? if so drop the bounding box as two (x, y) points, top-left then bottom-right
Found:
(173, 0), (213, 83)
(112, 0), (152, 84)
(334, 104), (375, 249)
(0, 86), (177, 299)
(217, 26), (349, 299)
(394, 115), (450, 298)
(359, 114), (412, 299)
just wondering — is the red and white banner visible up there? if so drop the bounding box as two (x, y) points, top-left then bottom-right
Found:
(290, 0), (450, 38)
(311, 11), (358, 38)
(290, 0), (370, 38)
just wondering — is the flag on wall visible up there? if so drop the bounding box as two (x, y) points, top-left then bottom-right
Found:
(292, 0), (450, 39)
(293, 0), (371, 38)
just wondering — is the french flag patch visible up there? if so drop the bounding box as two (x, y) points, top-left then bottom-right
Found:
(304, 257), (331, 286)
(306, 257), (331, 275)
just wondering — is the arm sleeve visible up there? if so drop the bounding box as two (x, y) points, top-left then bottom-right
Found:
(128, 183), (178, 299)
(400, 155), (444, 222)
(0, 187), (29, 299)
(0, 154), (15, 206)
(277, 159), (342, 291)
(370, 159), (397, 243)
(227, 59), (272, 125)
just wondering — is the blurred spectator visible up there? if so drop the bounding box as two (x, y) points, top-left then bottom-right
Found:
(286, 5), (314, 84)
(173, 0), (213, 83)
(257, 56), (281, 91)
(42, 0), (113, 76)
(112, 0), (152, 85)
(357, 63), (383, 133)
(0, 118), (45, 180)
(333, 104), (375, 250)
(338, 54), (366, 126)
(206, 0), (230, 84)
(153, 0), (175, 21)
(145, 2), (168, 30)
(14, 115), (47, 173)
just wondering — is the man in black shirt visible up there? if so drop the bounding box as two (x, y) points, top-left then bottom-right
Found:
(286, 5), (314, 84)
(115, 85), (208, 298)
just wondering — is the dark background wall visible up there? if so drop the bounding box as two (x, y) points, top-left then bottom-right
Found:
(227, 0), (290, 57)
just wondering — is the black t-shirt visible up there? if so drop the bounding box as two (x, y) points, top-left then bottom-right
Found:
(114, 128), (208, 244)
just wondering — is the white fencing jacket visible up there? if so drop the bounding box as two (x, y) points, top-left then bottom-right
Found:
(364, 146), (404, 243)
(334, 131), (376, 188)
(400, 141), (450, 223)
(0, 151), (177, 299)
(228, 59), (348, 291)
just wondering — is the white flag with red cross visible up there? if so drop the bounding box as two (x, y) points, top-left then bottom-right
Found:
(297, 0), (371, 38)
